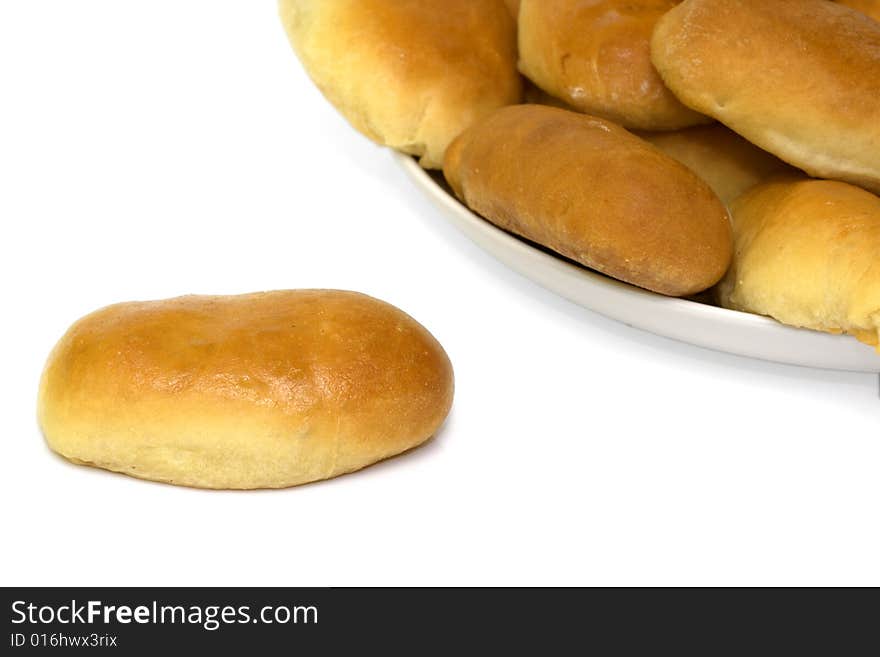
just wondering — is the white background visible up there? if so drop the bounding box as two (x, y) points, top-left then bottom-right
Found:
(2, 1), (879, 587)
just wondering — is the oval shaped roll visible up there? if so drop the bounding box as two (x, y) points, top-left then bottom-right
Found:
(651, 0), (880, 194)
(38, 290), (454, 489)
(278, 0), (521, 169)
(444, 105), (732, 297)
(518, 0), (708, 130)
(717, 178), (880, 351)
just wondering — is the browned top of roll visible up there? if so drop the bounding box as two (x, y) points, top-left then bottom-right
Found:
(38, 290), (454, 489)
(518, 0), (708, 130)
(279, 0), (521, 169)
(651, 0), (880, 193)
(717, 177), (880, 348)
(444, 105), (732, 296)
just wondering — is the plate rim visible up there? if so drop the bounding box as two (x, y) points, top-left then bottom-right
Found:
(393, 152), (880, 373)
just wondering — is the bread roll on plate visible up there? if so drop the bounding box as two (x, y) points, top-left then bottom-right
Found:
(651, 0), (880, 194)
(518, 0), (708, 130)
(837, 0), (880, 22)
(38, 290), (454, 489)
(444, 105), (732, 297)
(636, 125), (795, 205)
(718, 178), (880, 352)
(278, 0), (521, 169)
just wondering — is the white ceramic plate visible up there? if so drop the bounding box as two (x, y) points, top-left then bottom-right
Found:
(394, 152), (880, 372)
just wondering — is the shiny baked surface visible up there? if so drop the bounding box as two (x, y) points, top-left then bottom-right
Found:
(444, 104), (732, 297)
(278, 0), (520, 169)
(719, 177), (880, 350)
(518, 0), (707, 130)
(38, 290), (454, 489)
(651, 0), (880, 194)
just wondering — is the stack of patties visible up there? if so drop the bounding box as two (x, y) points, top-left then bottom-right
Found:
(650, 0), (880, 349)
(280, 0), (880, 352)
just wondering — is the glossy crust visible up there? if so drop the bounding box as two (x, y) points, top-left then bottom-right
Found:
(279, 0), (521, 169)
(651, 0), (880, 194)
(444, 105), (732, 296)
(837, 0), (880, 22)
(518, 0), (708, 130)
(718, 178), (880, 351)
(635, 124), (795, 205)
(38, 290), (454, 489)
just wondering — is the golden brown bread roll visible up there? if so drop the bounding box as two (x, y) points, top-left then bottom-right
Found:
(444, 105), (732, 296)
(38, 290), (454, 489)
(651, 0), (880, 194)
(837, 0), (880, 22)
(718, 178), (880, 351)
(278, 0), (521, 169)
(517, 0), (709, 130)
(635, 124), (796, 205)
